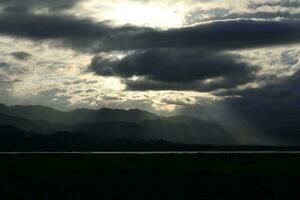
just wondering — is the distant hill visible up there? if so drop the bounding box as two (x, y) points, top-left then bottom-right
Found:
(0, 104), (158, 124)
(0, 104), (234, 144)
(71, 121), (143, 140)
(141, 117), (235, 144)
(0, 113), (61, 134)
(0, 104), (64, 123)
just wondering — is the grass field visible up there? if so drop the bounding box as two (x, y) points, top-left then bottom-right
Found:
(1, 153), (300, 199)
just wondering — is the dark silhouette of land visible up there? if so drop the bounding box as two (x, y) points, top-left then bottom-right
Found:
(1, 103), (300, 151)
(1, 154), (300, 199)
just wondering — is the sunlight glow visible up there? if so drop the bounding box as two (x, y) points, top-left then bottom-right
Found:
(103, 2), (183, 28)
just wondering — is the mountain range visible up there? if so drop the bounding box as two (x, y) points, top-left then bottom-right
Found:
(0, 103), (237, 150)
(0, 103), (300, 151)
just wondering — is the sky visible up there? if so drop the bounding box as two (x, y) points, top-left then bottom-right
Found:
(0, 0), (300, 138)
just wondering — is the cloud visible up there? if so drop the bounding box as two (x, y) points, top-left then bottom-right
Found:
(280, 49), (299, 66)
(0, 13), (114, 40)
(89, 49), (259, 92)
(0, 62), (9, 68)
(85, 89), (97, 93)
(0, 0), (81, 13)
(96, 19), (300, 52)
(0, 12), (146, 53)
(185, 9), (300, 25)
(214, 69), (300, 134)
(63, 79), (98, 85)
(0, 73), (22, 83)
(161, 97), (196, 106)
(174, 69), (300, 144)
(1, 12), (300, 53)
(149, 19), (300, 51)
(2, 5), (29, 13)
(101, 95), (123, 101)
(248, 1), (300, 9)
(10, 51), (32, 61)
(124, 75), (256, 92)
(22, 88), (71, 110)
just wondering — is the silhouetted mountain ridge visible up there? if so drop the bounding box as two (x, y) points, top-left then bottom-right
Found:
(0, 104), (158, 124)
(0, 113), (61, 134)
(0, 104), (234, 144)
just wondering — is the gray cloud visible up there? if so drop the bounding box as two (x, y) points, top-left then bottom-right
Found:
(100, 19), (300, 52)
(248, 1), (300, 9)
(1, 12), (300, 53)
(88, 49), (259, 92)
(2, 5), (29, 13)
(0, 3), (299, 96)
(22, 88), (71, 111)
(0, 13), (114, 40)
(0, 62), (9, 68)
(281, 50), (299, 65)
(124, 75), (256, 92)
(10, 51), (32, 61)
(101, 95), (123, 101)
(0, 0), (81, 13)
(0, 73), (22, 86)
(214, 70), (300, 135)
(175, 69), (300, 144)
(85, 89), (97, 93)
(161, 97), (195, 106)
(185, 9), (300, 25)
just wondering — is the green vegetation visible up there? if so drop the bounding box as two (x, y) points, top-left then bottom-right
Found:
(1, 154), (300, 199)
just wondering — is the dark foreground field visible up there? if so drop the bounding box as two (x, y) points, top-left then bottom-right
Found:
(1, 154), (300, 199)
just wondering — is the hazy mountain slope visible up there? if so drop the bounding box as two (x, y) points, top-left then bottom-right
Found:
(70, 121), (143, 140)
(0, 113), (60, 134)
(64, 108), (159, 124)
(0, 104), (65, 123)
(0, 104), (159, 124)
(140, 118), (235, 144)
(0, 104), (237, 144)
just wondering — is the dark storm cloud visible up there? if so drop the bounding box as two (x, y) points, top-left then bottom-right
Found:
(176, 69), (300, 144)
(227, 11), (300, 20)
(213, 70), (300, 133)
(1, 12), (300, 52)
(88, 50), (257, 82)
(2, 5), (29, 13)
(10, 51), (32, 61)
(150, 19), (300, 51)
(96, 19), (300, 52)
(0, 0), (81, 13)
(0, 7), (300, 93)
(220, 71), (300, 109)
(124, 73), (256, 92)
(88, 49), (259, 92)
(0, 12), (148, 53)
(0, 13), (114, 40)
